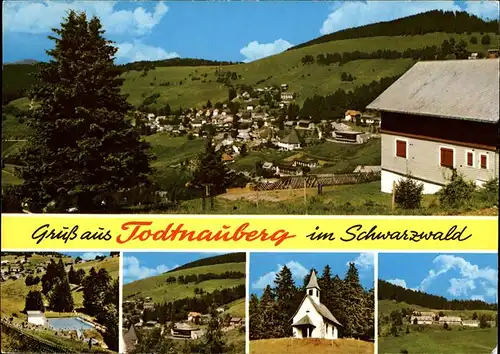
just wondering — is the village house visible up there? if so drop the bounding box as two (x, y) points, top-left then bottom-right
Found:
(276, 129), (303, 151)
(462, 320), (480, 327)
(296, 120), (315, 130)
(488, 49), (499, 59)
(292, 158), (318, 169)
(438, 316), (462, 325)
(367, 59), (499, 194)
(344, 110), (361, 122)
(27, 311), (47, 327)
(171, 323), (204, 339)
(275, 163), (302, 177)
(229, 317), (243, 328)
(281, 84), (289, 91)
(291, 270), (342, 339)
(188, 312), (202, 323)
(281, 92), (295, 101)
(216, 307), (225, 314)
(411, 316), (434, 325)
(332, 130), (370, 144)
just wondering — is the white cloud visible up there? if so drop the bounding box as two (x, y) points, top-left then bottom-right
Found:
(3, 1), (169, 35)
(115, 41), (179, 63)
(123, 256), (173, 283)
(418, 255), (498, 299)
(388, 278), (408, 289)
(319, 1), (498, 36)
(81, 252), (104, 261)
(471, 295), (485, 301)
(240, 39), (293, 62)
(252, 261), (309, 289)
(349, 252), (374, 270)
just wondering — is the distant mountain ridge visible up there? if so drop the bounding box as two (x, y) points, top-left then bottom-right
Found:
(378, 279), (498, 311)
(5, 59), (38, 65)
(289, 10), (498, 50)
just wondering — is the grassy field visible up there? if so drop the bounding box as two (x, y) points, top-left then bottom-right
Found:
(123, 262), (246, 303)
(0, 254), (119, 318)
(226, 298), (246, 318)
(250, 338), (374, 354)
(378, 327), (497, 354)
(120, 32), (499, 110)
(225, 326), (246, 354)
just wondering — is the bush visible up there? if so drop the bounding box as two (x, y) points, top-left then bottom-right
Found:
(400, 350), (409, 354)
(443, 322), (449, 330)
(475, 178), (499, 206)
(481, 34), (491, 45)
(438, 170), (476, 209)
(394, 176), (424, 209)
(469, 36), (478, 44)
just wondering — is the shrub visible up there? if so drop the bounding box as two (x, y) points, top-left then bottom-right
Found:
(469, 36), (478, 44)
(438, 170), (476, 208)
(475, 178), (499, 206)
(400, 350), (409, 354)
(394, 176), (424, 209)
(443, 322), (449, 330)
(481, 34), (491, 45)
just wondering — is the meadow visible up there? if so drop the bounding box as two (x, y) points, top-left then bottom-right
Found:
(250, 338), (374, 354)
(123, 262), (246, 303)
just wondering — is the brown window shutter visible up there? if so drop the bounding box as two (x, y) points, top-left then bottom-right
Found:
(396, 140), (407, 158)
(440, 148), (454, 167)
(467, 152), (473, 167)
(480, 155), (487, 169)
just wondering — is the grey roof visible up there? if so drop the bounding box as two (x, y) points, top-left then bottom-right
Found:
(366, 59), (499, 123)
(306, 270), (320, 289)
(281, 129), (303, 145)
(292, 314), (316, 327)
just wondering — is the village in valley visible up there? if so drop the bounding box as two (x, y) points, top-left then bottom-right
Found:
(121, 252), (246, 354)
(249, 253), (375, 354)
(0, 252), (120, 353)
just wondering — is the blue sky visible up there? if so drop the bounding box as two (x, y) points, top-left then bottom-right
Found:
(2, 1), (499, 64)
(379, 253), (498, 304)
(250, 252), (374, 297)
(122, 252), (229, 284)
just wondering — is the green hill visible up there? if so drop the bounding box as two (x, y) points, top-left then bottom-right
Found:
(167, 252), (246, 272)
(123, 261), (246, 303)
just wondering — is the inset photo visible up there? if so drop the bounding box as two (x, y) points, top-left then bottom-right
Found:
(121, 252), (246, 354)
(0, 252), (120, 353)
(378, 253), (498, 354)
(249, 252), (375, 354)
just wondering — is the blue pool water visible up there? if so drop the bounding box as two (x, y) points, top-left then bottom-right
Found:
(47, 317), (95, 336)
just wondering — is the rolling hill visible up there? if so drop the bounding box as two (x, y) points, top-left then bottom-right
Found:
(123, 253), (246, 306)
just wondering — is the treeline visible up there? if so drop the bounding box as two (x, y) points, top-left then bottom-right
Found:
(141, 285), (245, 324)
(1, 252), (65, 258)
(300, 74), (403, 121)
(290, 10), (498, 50)
(250, 263), (374, 340)
(2, 63), (39, 104)
(118, 57), (240, 72)
(379, 280), (498, 311)
(166, 253), (245, 273)
(165, 271), (245, 284)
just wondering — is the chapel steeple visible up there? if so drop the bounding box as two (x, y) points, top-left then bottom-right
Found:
(306, 270), (320, 304)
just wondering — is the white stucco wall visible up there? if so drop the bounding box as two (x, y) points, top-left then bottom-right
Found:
(381, 169), (442, 195)
(27, 313), (46, 326)
(292, 297), (337, 340)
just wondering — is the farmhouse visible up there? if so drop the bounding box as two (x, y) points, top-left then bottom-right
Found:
(296, 120), (315, 130)
(293, 158), (318, 169)
(333, 130), (370, 144)
(188, 312), (202, 322)
(367, 59), (500, 194)
(281, 92), (295, 101)
(27, 311), (47, 327)
(291, 270), (342, 339)
(344, 110), (361, 122)
(411, 316), (434, 325)
(438, 316), (462, 325)
(462, 320), (480, 327)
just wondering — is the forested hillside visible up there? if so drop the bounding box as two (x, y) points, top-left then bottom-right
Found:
(378, 279), (498, 311)
(167, 252), (246, 272)
(289, 10), (498, 50)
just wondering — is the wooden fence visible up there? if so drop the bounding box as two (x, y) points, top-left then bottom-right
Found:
(250, 171), (381, 191)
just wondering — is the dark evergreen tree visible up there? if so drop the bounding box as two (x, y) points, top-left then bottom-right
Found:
(191, 137), (231, 194)
(20, 10), (153, 212)
(342, 263), (366, 338)
(273, 265), (297, 337)
(49, 277), (74, 312)
(24, 290), (45, 312)
(481, 34), (491, 45)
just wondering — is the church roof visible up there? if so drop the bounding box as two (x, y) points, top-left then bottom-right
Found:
(289, 295), (342, 327)
(306, 270), (320, 289)
(281, 129), (303, 145)
(292, 314), (316, 327)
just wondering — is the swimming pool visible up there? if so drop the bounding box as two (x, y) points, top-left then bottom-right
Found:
(47, 317), (95, 336)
